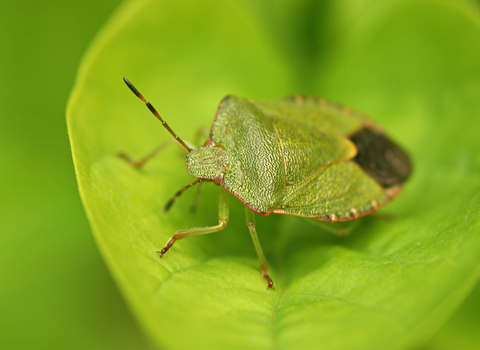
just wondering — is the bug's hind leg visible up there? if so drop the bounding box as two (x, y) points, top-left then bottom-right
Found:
(158, 187), (230, 256)
(245, 208), (274, 289)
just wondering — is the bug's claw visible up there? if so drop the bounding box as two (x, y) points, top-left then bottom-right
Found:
(265, 276), (274, 290)
(157, 237), (177, 258)
(156, 248), (167, 258)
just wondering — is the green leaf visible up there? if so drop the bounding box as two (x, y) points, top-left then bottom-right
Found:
(67, 0), (480, 349)
(423, 280), (480, 350)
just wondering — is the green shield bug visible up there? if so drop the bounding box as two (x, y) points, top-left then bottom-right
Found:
(121, 78), (412, 289)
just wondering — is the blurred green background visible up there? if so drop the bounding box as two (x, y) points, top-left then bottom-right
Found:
(1, 0), (480, 349)
(0, 0), (150, 349)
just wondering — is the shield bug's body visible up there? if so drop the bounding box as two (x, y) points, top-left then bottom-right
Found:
(122, 78), (412, 289)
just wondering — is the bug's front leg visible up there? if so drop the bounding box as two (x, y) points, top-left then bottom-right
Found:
(158, 186), (229, 256)
(119, 138), (183, 169)
(245, 208), (274, 289)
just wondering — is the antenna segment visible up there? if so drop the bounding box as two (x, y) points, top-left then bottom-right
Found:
(123, 77), (192, 152)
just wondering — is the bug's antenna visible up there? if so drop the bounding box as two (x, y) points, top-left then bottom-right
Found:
(165, 178), (207, 212)
(123, 77), (192, 152)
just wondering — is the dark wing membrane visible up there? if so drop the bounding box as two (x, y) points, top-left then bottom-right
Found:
(349, 128), (412, 188)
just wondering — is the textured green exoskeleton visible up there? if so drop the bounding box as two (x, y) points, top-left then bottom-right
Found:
(122, 78), (412, 289)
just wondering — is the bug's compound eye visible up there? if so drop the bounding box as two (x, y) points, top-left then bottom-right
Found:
(213, 172), (224, 185)
(222, 164), (228, 170)
(204, 139), (215, 146)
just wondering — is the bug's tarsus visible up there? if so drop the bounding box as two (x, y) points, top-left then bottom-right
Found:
(123, 77), (192, 152)
(157, 237), (177, 258)
(164, 199), (175, 212)
(164, 178), (205, 212)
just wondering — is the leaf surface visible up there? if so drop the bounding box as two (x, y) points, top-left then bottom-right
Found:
(68, 0), (480, 349)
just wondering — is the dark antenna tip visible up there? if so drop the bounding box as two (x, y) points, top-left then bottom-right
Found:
(122, 76), (133, 90)
(123, 77), (144, 101)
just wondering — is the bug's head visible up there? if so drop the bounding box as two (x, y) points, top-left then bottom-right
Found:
(186, 145), (229, 185)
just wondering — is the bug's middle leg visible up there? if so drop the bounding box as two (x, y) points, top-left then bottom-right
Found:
(158, 187), (229, 256)
(245, 208), (274, 289)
